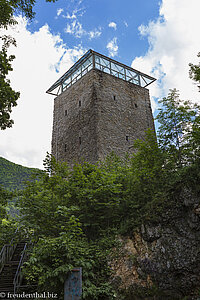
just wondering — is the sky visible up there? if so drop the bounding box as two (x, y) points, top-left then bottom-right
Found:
(0, 0), (200, 169)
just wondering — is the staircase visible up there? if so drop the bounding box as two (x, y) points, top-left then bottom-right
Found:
(0, 241), (27, 294)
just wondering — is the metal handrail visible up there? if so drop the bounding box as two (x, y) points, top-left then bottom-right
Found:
(0, 228), (20, 273)
(13, 243), (27, 294)
(0, 243), (16, 273)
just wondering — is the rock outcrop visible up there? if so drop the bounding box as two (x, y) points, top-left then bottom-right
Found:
(111, 188), (200, 299)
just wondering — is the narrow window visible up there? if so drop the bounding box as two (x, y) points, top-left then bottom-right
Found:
(79, 100), (81, 107)
(113, 95), (116, 100)
(126, 135), (129, 141)
(65, 109), (67, 116)
(64, 144), (67, 152)
(135, 103), (138, 108)
(79, 137), (82, 145)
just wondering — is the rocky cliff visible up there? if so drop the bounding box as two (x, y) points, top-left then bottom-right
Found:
(111, 188), (200, 300)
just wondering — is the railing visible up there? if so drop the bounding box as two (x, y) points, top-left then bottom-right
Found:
(0, 243), (16, 273)
(0, 228), (19, 273)
(13, 243), (27, 294)
(46, 49), (156, 96)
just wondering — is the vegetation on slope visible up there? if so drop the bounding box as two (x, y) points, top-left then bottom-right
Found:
(0, 87), (199, 298)
(2, 90), (196, 299)
(0, 156), (41, 190)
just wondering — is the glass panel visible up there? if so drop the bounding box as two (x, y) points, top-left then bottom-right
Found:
(126, 69), (138, 78)
(72, 67), (81, 80)
(111, 62), (125, 75)
(119, 73), (125, 80)
(88, 64), (93, 71)
(141, 76), (152, 86)
(140, 76), (147, 87)
(111, 70), (118, 77)
(111, 62), (118, 72)
(126, 76), (132, 82)
(95, 55), (101, 65)
(82, 57), (92, 70)
(82, 69), (87, 76)
(77, 74), (81, 80)
(72, 78), (77, 84)
(63, 76), (71, 87)
(101, 57), (110, 68)
(95, 63), (101, 69)
(104, 67), (110, 74)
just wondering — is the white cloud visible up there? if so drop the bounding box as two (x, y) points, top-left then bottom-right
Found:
(65, 20), (85, 38)
(108, 22), (117, 30)
(64, 12), (77, 19)
(0, 17), (85, 169)
(65, 20), (102, 39)
(63, 7), (85, 20)
(89, 28), (102, 40)
(57, 8), (64, 17)
(131, 0), (200, 111)
(106, 37), (118, 57)
(124, 21), (128, 28)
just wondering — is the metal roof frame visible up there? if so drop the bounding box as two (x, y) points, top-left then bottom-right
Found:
(46, 49), (156, 96)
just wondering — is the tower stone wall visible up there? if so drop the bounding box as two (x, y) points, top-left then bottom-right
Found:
(51, 69), (155, 165)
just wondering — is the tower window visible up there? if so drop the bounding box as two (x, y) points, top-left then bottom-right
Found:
(135, 103), (138, 108)
(126, 135), (129, 141)
(79, 137), (82, 145)
(64, 144), (67, 152)
(79, 100), (81, 107)
(65, 109), (68, 116)
(113, 95), (116, 100)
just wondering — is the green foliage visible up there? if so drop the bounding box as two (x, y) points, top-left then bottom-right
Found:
(156, 89), (200, 167)
(16, 104), (200, 297)
(189, 52), (200, 88)
(0, 0), (58, 129)
(15, 132), (166, 297)
(0, 156), (41, 190)
(1, 87), (199, 298)
(0, 186), (9, 221)
(24, 235), (116, 299)
(0, 185), (17, 249)
(0, 37), (19, 129)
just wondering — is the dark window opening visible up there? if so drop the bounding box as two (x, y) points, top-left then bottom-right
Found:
(113, 95), (116, 100)
(126, 135), (129, 141)
(65, 109), (67, 116)
(79, 137), (82, 145)
(135, 103), (138, 108)
(79, 100), (81, 107)
(64, 144), (67, 152)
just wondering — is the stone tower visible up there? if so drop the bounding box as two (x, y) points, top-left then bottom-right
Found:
(47, 49), (156, 165)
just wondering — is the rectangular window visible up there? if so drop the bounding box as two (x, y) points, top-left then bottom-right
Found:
(126, 135), (129, 141)
(79, 137), (82, 145)
(65, 144), (67, 152)
(79, 100), (81, 107)
(65, 109), (67, 116)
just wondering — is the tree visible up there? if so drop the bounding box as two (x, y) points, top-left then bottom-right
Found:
(189, 52), (200, 90)
(0, 36), (20, 129)
(0, 0), (57, 129)
(18, 158), (118, 299)
(156, 89), (200, 167)
(0, 186), (17, 248)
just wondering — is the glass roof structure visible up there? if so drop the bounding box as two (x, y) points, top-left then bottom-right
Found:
(46, 49), (156, 96)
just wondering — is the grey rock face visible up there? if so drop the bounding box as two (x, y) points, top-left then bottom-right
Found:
(111, 189), (200, 299)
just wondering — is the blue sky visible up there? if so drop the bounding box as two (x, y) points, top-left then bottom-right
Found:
(29, 0), (160, 65)
(0, 0), (200, 168)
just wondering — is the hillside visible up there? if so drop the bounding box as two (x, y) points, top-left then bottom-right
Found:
(0, 157), (41, 190)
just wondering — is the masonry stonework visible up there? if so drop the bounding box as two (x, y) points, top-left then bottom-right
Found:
(51, 69), (155, 165)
